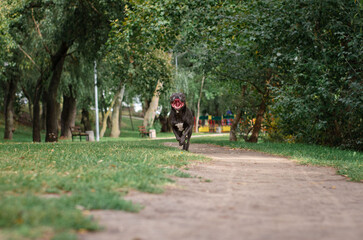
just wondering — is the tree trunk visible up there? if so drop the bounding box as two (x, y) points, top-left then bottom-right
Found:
(33, 93), (42, 142)
(118, 103), (123, 131)
(247, 91), (269, 143)
(110, 84), (125, 138)
(159, 115), (170, 132)
(128, 106), (134, 131)
(100, 85), (123, 138)
(230, 85), (247, 141)
(143, 80), (163, 129)
(229, 111), (242, 142)
(60, 88), (77, 138)
(195, 75), (205, 133)
(81, 108), (92, 131)
(32, 78), (43, 142)
(41, 93), (47, 130)
(45, 42), (69, 142)
(22, 87), (33, 121)
(142, 99), (149, 118)
(32, 67), (51, 142)
(107, 115), (112, 129)
(4, 76), (18, 140)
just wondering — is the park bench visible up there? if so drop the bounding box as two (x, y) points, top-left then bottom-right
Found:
(138, 126), (149, 137)
(70, 126), (89, 141)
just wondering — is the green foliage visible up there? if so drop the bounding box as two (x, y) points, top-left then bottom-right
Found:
(269, 0), (363, 150)
(176, 0), (363, 149)
(1, 0), (362, 148)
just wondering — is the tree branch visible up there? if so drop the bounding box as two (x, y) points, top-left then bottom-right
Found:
(66, 50), (77, 57)
(32, 8), (52, 55)
(18, 45), (40, 71)
(85, 0), (101, 15)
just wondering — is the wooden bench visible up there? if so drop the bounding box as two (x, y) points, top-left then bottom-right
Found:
(138, 126), (149, 137)
(70, 126), (89, 141)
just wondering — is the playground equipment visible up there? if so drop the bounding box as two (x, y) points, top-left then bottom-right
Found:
(195, 115), (235, 133)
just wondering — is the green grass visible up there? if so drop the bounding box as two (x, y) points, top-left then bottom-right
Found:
(3, 114), (361, 239)
(0, 137), (205, 239)
(193, 136), (363, 182)
(0, 114), (144, 143)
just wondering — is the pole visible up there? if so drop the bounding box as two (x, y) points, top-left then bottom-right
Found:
(94, 61), (100, 141)
(175, 54), (178, 74)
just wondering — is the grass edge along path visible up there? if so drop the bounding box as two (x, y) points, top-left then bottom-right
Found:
(0, 140), (207, 240)
(192, 137), (363, 182)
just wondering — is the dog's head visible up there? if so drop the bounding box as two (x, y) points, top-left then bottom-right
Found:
(170, 93), (186, 111)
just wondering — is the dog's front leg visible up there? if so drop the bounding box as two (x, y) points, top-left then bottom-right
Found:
(180, 125), (193, 145)
(172, 127), (182, 142)
(185, 129), (192, 151)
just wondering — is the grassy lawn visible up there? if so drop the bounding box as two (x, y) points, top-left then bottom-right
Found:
(193, 136), (363, 182)
(0, 118), (207, 240)
(0, 140), (206, 239)
(1, 115), (362, 239)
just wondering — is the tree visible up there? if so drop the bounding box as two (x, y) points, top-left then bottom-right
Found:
(270, 0), (363, 149)
(8, 0), (126, 142)
(0, 1), (21, 140)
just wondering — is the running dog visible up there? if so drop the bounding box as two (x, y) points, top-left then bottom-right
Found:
(169, 93), (193, 151)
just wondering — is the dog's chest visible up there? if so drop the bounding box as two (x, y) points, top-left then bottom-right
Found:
(175, 123), (184, 131)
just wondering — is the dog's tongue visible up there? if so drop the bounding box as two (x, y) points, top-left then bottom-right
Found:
(172, 99), (184, 110)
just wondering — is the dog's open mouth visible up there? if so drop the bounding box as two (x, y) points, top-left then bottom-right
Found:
(171, 99), (184, 110)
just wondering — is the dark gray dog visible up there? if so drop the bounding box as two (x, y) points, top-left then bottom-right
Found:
(169, 93), (194, 151)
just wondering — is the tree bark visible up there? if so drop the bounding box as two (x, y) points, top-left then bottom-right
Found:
(60, 87), (77, 138)
(128, 106), (134, 131)
(45, 42), (69, 142)
(110, 84), (125, 138)
(22, 87), (33, 121)
(229, 110), (242, 142)
(32, 77), (44, 142)
(195, 75), (205, 133)
(143, 80), (163, 129)
(229, 85), (247, 141)
(32, 93), (42, 142)
(4, 76), (18, 140)
(118, 103), (123, 131)
(41, 93), (47, 130)
(81, 108), (92, 131)
(100, 84), (123, 138)
(159, 115), (170, 132)
(247, 90), (269, 143)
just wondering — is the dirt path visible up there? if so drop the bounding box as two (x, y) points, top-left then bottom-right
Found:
(80, 143), (363, 240)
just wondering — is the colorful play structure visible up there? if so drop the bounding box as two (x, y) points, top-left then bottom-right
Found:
(195, 115), (235, 133)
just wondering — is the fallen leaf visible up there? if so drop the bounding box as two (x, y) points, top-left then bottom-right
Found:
(78, 229), (88, 234)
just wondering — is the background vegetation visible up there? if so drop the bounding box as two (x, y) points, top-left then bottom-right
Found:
(1, 0), (362, 149)
(0, 1), (362, 238)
